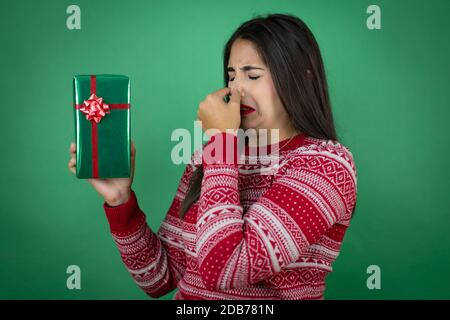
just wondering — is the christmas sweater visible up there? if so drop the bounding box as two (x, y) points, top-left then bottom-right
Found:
(103, 132), (357, 300)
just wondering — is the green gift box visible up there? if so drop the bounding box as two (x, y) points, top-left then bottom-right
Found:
(73, 74), (131, 179)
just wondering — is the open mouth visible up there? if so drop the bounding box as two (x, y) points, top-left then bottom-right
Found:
(240, 104), (256, 116)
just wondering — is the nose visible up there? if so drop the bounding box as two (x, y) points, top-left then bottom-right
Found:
(228, 77), (244, 92)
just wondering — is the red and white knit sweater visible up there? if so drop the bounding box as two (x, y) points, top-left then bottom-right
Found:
(103, 132), (357, 300)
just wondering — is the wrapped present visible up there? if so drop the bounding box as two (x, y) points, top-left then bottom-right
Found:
(73, 74), (131, 178)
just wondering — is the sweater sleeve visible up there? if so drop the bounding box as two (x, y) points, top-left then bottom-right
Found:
(196, 132), (357, 291)
(103, 159), (196, 298)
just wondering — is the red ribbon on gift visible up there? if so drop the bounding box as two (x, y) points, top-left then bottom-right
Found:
(75, 75), (130, 178)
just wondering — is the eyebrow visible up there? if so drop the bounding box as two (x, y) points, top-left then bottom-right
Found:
(227, 65), (265, 72)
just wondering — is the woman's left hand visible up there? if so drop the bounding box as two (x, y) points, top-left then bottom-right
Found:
(197, 87), (244, 136)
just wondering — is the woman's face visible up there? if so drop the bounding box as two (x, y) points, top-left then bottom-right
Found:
(227, 38), (294, 137)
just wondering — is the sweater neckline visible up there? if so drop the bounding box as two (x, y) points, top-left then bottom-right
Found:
(243, 132), (308, 156)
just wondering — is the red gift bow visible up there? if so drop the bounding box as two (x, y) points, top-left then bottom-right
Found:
(79, 94), (110, 123)
(74, 75), (130, 178)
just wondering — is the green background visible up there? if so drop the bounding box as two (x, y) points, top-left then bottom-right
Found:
(1, 0), (449, 299)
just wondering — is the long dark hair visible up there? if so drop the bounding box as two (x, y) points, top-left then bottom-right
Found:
(179, 13), (337, 219)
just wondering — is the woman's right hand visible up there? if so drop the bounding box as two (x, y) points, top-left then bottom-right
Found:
(68, 141), (136, 206)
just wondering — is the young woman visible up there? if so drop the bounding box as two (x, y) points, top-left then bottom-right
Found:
(68, 13), (357, 300)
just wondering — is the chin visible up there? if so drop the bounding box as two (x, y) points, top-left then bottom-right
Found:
(240, 115), (261, 131)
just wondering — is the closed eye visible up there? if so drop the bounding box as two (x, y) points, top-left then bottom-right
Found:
(228, 75), (261, 81)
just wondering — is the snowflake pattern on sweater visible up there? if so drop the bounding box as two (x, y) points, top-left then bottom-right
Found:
(103, 132), (357, 300)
